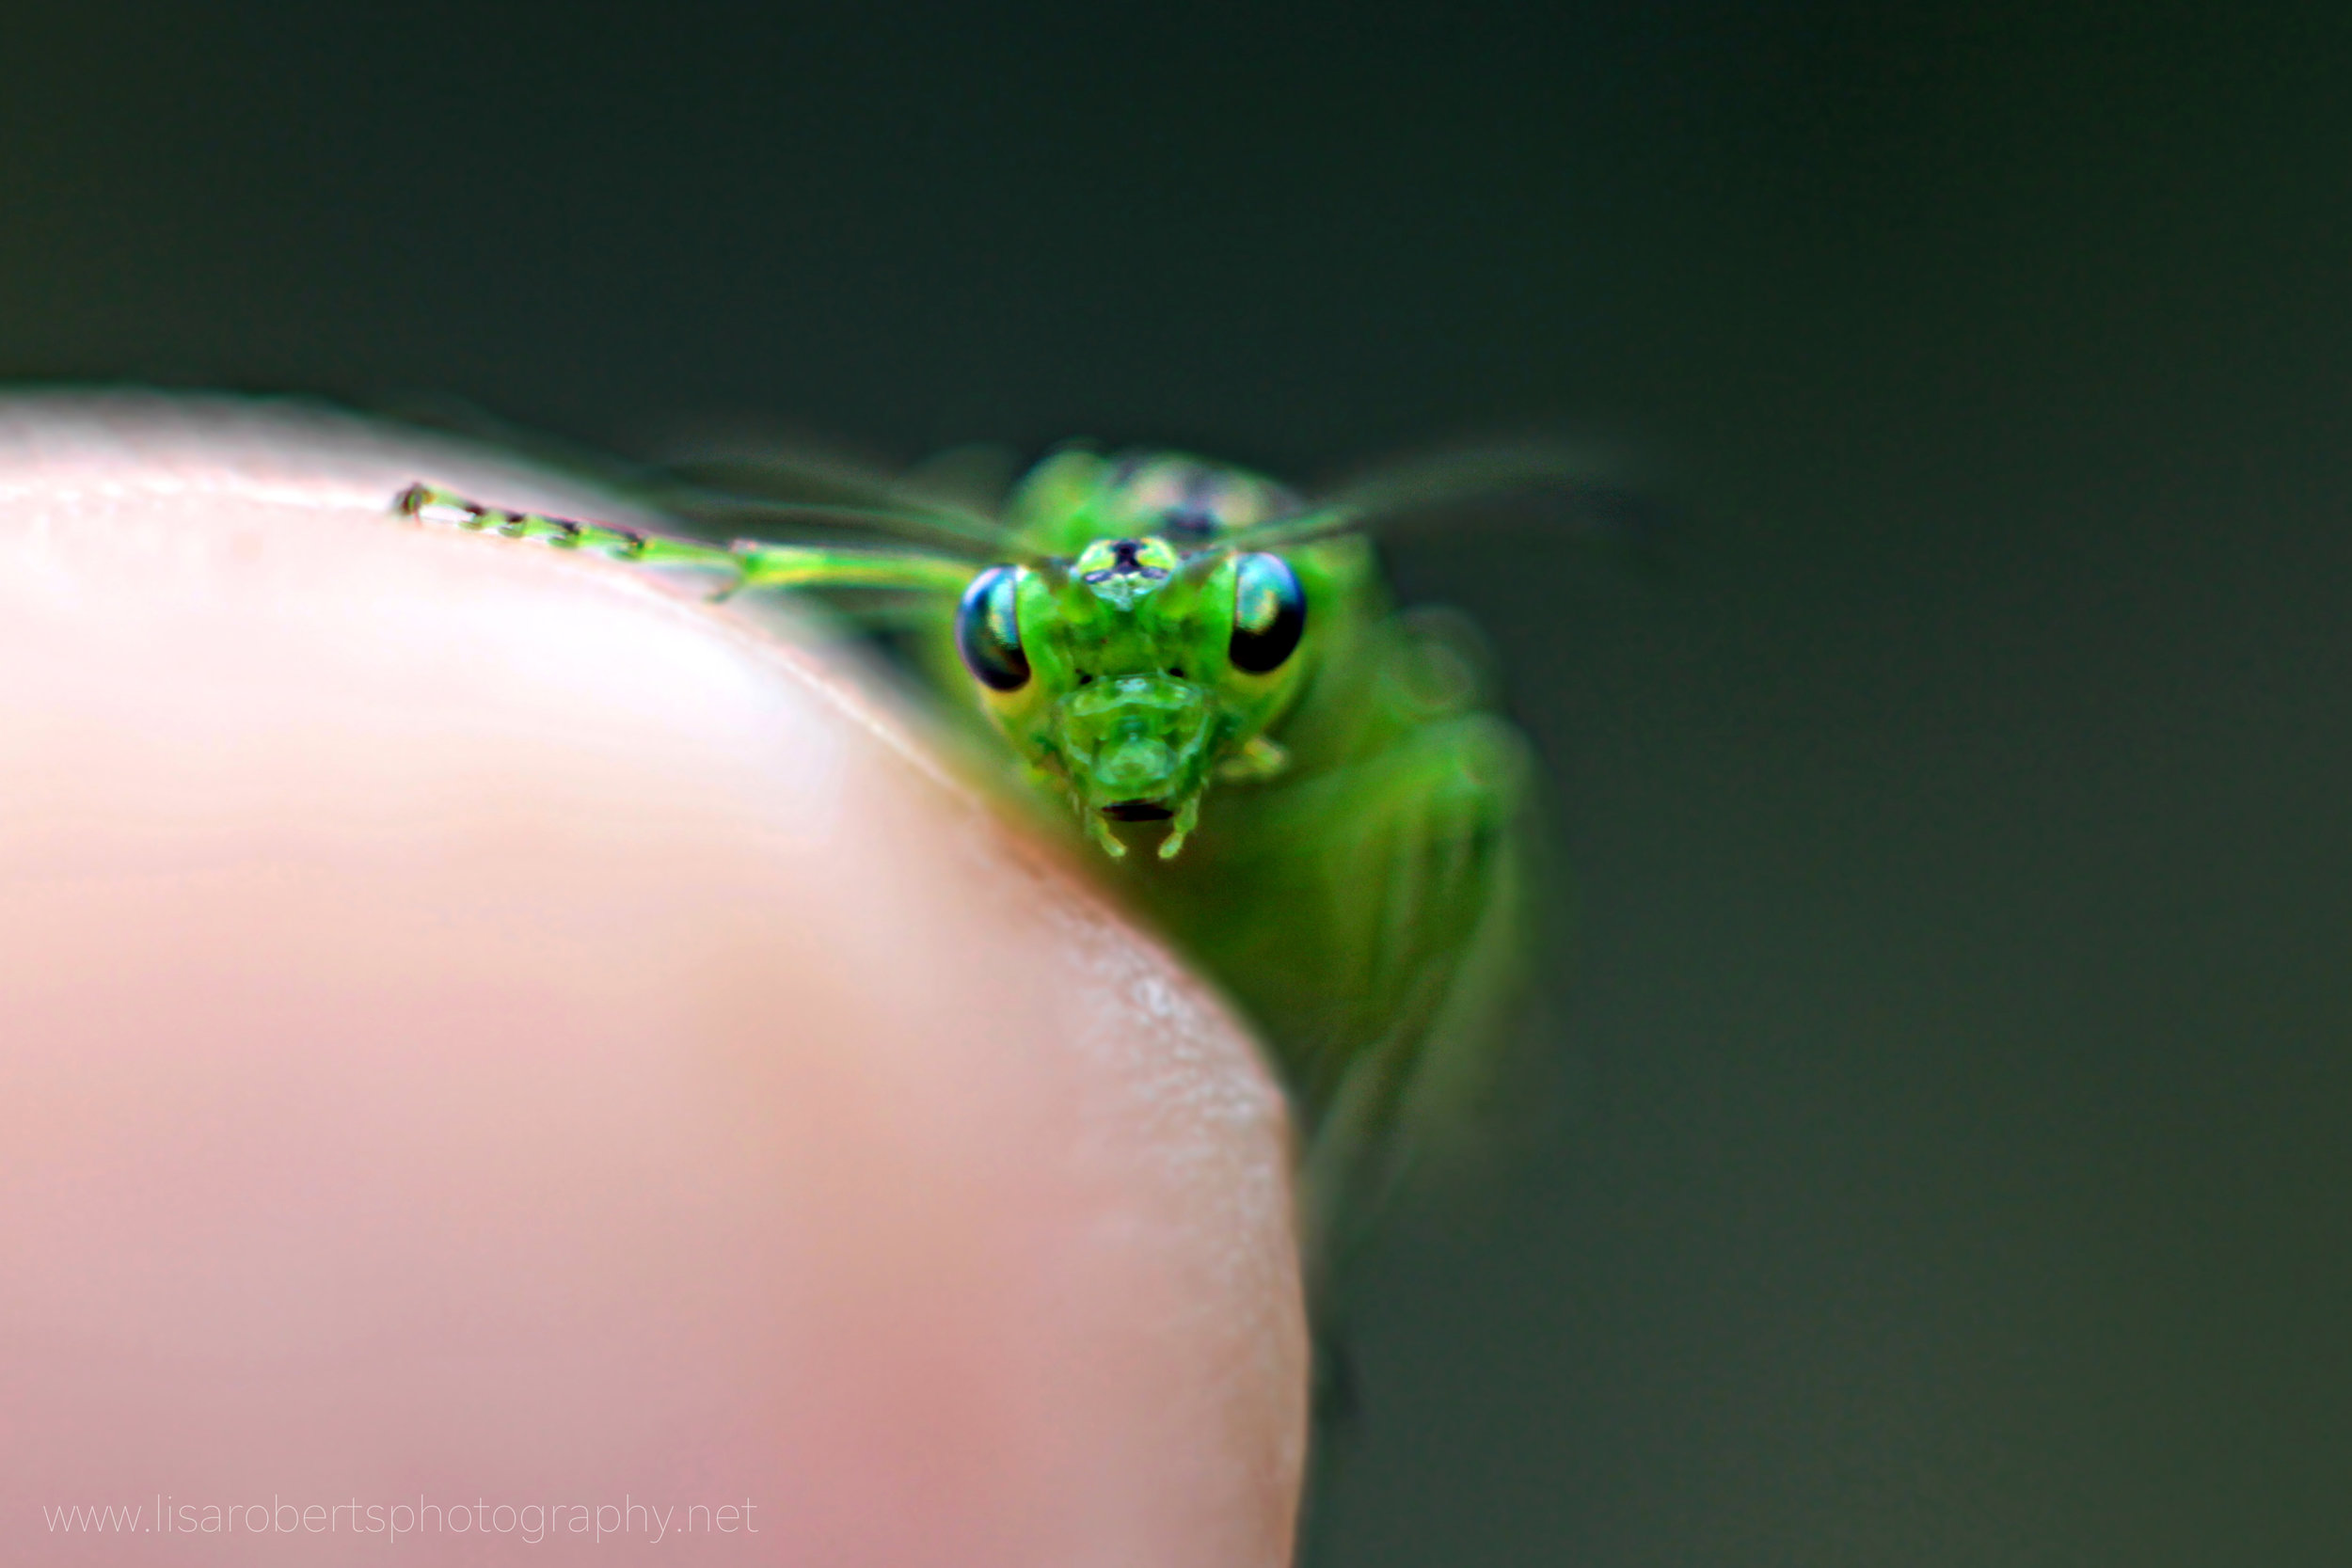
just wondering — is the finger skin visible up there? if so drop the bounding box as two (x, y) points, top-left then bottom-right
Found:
(0, 394), (1307, 1565)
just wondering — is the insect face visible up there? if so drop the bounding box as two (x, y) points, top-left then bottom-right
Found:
(1053, 535), (1225, 857)
(1055, 672), (1217, 825)
(944, 520), (1314, 860)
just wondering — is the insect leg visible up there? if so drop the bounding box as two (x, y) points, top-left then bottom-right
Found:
(1273, 711), (1536, 1281)
(1228, 713), (1533, 1566)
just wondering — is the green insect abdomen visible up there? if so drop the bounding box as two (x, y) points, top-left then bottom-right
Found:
(1119, 579), (1534, 1273)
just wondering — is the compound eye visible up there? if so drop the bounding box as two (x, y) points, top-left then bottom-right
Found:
(1229, 552), (1306, 674)
(955, 565), (1030, 692)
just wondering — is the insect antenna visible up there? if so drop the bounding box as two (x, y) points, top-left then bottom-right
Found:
(1212, 438), (1670, 558)
(650, 445), (1016, 558)
(393, 484), (1006, 598)
(660, 489), (1025, 562)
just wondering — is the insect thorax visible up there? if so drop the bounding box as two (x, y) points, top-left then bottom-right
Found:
(1005, 448), (1303, 556)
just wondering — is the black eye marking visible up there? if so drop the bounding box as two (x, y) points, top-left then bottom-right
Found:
(955, 565), (1030, 692)
(1230, 553), (1306, 674)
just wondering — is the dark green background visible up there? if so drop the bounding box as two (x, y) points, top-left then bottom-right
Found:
(9, 2), (2346, 1560)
